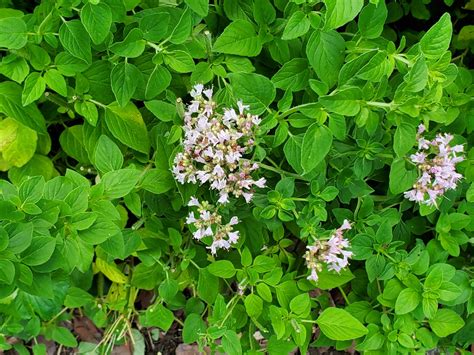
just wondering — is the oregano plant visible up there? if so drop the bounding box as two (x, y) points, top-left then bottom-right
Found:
(0, 0), (473, 354)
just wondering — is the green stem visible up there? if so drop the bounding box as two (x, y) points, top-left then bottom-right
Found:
(45, 92), (72, 110)
(365, 101), (394, 109)
(275, 102), (318, 120)
(259, 163), (308, 181)
(338, 286), (351, 305)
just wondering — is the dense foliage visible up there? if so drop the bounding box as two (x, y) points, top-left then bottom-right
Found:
(0, 0), (473, 353)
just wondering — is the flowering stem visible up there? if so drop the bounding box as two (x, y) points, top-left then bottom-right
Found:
(259, 163), (308, 181)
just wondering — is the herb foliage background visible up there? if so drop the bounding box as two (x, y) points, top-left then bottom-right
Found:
(0, 0), (473, 353)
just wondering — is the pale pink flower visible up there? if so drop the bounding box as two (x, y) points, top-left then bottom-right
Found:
(404, 127), (464, 206)
(305, 221), (352, 282)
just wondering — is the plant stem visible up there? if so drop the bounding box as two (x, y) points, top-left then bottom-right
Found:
(338, 286), (351, 305)
(259, 163), (308, 181)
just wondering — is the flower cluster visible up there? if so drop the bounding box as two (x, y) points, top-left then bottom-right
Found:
(304, 220), (352, 282)
(172, 84), (265, 204)
(186, 197), (240, 255)
(404, 124), (464, 206)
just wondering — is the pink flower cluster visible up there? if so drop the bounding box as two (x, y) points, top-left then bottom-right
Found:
(172, 84), (265, 205)
(404, 124), (464, 206)
(304, 220), (353, 282)
(186, 197), (240, 255)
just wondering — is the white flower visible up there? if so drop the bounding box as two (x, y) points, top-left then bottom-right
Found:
(242, 192), (253, 203)
(405, 128), (464, 206)
(190, 84), (203, 98)
(237, 100), (249, 114)
(186, 212), (196, 224)
(305, 221), (353, 281)
(254, 177), (266, 188)
(172, 86), (265, 205)
(203, 88), (213, 100)
(229, 216), (239, 225)
(218, 192), (229, 204)
(339, 219), (352, 231)
(228, 231), (239, 244)
(188, 196), (200, 207)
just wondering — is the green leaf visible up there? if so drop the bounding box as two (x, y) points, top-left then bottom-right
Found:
(8, 154), (54, 184)
(221, 330), (242, 355)
(142, 304), (175, 331)
(95, 257), (128, 283)
(21, 73), (45, 106)
(271, 58), (310, 92)
(191, 62), (213, 84)
(301, 123), (332, 173)
(168, 7), (192, 45)
(356, 51), (391, 82)
(366, 254), (386, 282)
(109, 28), (145, 58)
(19, 175), (44, 203)
(101, 168), (141, 199)
(145, 100), (176, 122)
(375, 220), (392, 244)
(110, 62), (141, 107)
(244, 294), (263, 317)
(105, 102), (150, 154)
(290, 293), (311, 316)
(284, 135), (303, 174)
(213, 20), (262, 57)
(395, 288), (421, 315)
(438, 282), (462, 302)
(145, 65), (171, 100)
(59, 125), (90, 164)
(358, 2), (387, 39)
(0, 55), (29, 83)
(252, 255), (276, 273)
(80, 2), (112, 45)
(429, 309), (464, 337)
(393, 122), (416, 157)
(404, 57), (428, 92)
(21, 236), (56, 266)
(323, 0), (364, 30)
(0, 260), (15, 284)
(139, 12), (170, 42)
(59, 20), (92, 64)
(52, 327), (78, 348)
(282, 11), (310, 40)
(182, 313), (206, 344)
(207, 260), (236, 278)
(0, 17), (27, 49)
(256, 283), (272, 302)
(139, 169), (174, 194)
(185, 0), (209, 17)
(94, 135), (123, 174)
(75, 101), (98, 126)
(44, 69), (67, 96)
(0, 117), (37, 167)
(228, 72), (275, 115)
(198, 268), (218, 304)
(420, 13), (452, 60)
(163, 50), (195, 73)
(306, 30), (345, 88)
(319, 87), (361, 116)
(422, 296), (438, 319)
(253, 0), (275, 25)
(389, 158), (417, 195)
(317, 308), (368, 340)
(78, 216), (120, 244)
(317, 268), (354, 289)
